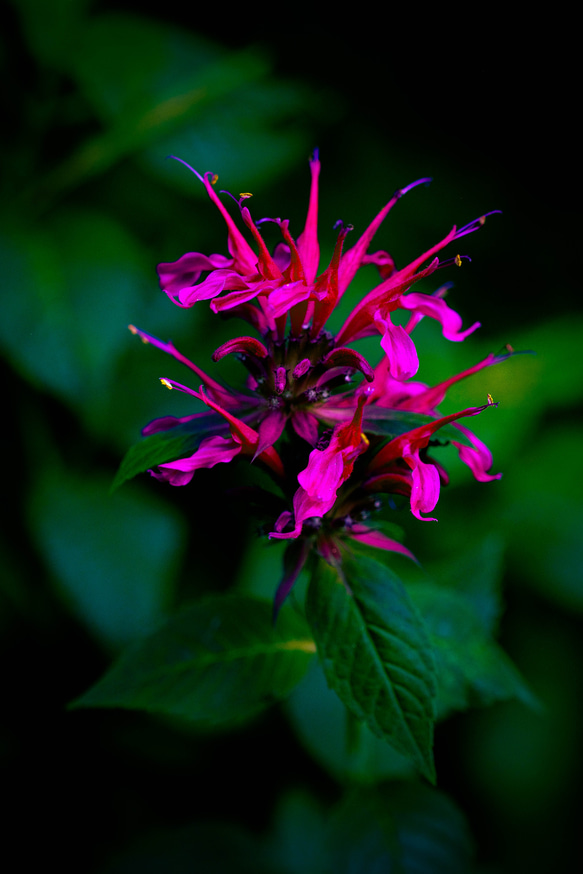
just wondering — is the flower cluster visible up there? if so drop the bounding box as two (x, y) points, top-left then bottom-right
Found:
(130, 152), (507, 610)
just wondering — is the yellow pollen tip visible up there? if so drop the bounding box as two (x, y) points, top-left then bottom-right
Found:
(211, 174), (219, 185)
(129, 324), (148, 343)
(160, 379), (173, 390)
(487, 393), (495, 405)
(360, 433), (370, 448)
(454, 254), (463, 267)
(239, 192), (253, 199)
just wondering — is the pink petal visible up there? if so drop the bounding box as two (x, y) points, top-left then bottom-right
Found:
(361, 249), (395, 279)
(349, 525), (418, 562)
(177, 269), (249, 307)
(397, 353), (499, 414)
(128, 325), (244, 408)
(150, 435), (241, 486)
(336, 258), (440, 346)
(296, 150), (321, 284)
(337, 179), (431, 297)
(272, 242), (291, 274)
(195, 168), (258, 276)
(452, 423), (502, 482)
(298, 446), (344, 501)
(269, 488), (326, 540)
(369, 400), (496, 474)
(265, 280), (311, 318)
(400, 292), (480, 342)
(157, 252), (232, 297)
(374, 310), (420, 380)
(209, 280), (281, 313)
(406, 450), (440, 521)
(322, 347), (375, 382)
(239, 204), (283, 281)
(212, 336), (268, 361)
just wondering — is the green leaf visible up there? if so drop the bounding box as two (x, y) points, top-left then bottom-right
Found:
(111, 412), (227, 491)
(29, 471), (184, 650)
(502, 425), (583, 614)
(427, 533), (506, 635)
(147, 80), (315, 194)
(286, 661), (416, 784)
(328, 782), (474, 874)
(266, 790), (327, 874)
(10, 0), (91, 70)
(409, 582), (539, 718)
(0, 212), (149, 434)
(306, 553), (437, 782)
(72, 595), (315, 724)
(42, 12), (316, 197)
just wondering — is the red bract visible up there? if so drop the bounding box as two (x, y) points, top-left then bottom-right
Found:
(131, 152), (507, 609)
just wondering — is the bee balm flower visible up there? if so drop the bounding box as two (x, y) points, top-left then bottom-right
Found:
(128, 152), (506, 608)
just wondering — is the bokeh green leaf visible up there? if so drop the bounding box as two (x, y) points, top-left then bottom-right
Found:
(72, 595), (315, 723)
(29, 470), (185, 649)
(327, 781), (474, 874)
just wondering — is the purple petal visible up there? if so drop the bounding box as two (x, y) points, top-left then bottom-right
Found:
(273, 538), (311, 620)
(253, 410), (288, 459)
(291, 411), (320, 446)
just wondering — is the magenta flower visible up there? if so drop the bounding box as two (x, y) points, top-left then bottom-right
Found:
(129, 152), (508, 610)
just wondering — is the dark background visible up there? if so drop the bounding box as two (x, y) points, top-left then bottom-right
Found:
(2, 2), (581, 871)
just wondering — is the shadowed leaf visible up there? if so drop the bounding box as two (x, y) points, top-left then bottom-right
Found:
(72, 595), (315, 724)
(328, 782), (474, 873)
(306, 552), (437, 781)
(111, 412), (228, 491)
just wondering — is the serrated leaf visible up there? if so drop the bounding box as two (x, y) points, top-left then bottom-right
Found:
(409, 582), (538, 718)
(328, 782), (474, 874)
(286, 661), (415, 784)
(72, 595), (315, 724)
(306, 553), (437, 781)
(111, 411), (227, 491)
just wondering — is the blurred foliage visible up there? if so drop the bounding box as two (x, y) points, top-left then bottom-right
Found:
(2, 1), (581, 872)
